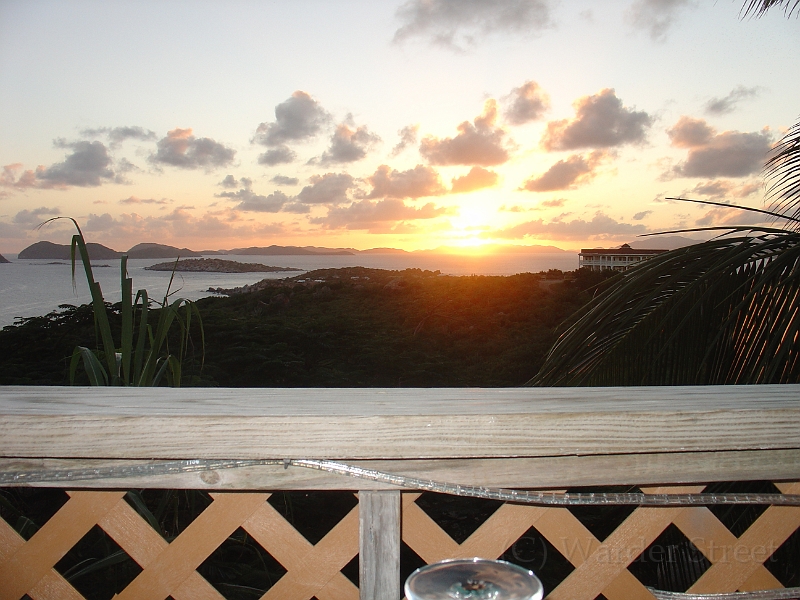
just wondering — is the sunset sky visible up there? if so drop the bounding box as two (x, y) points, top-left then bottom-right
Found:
(1, 0), (798, 254)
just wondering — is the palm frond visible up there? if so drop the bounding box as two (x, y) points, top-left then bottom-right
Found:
(664, 196), (800, 225)
(530, 233), (800, 386)
(765, 119), (800, 227)
(741, 0), (800, 17)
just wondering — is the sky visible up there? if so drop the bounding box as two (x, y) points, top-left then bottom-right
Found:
(0, 0), (798, 254)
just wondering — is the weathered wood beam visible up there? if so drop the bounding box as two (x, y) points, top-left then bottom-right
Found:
(2, 449), (799, 490)
(2, 386), (799, 460)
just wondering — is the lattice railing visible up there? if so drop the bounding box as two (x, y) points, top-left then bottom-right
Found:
(2, 483), (799, 600)
(2, 385), (799, 598)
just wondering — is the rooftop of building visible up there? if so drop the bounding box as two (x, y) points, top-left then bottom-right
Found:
(580, 243), (669, 255)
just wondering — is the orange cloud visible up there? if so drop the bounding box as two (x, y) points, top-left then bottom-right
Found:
(451, 167), (499, 193)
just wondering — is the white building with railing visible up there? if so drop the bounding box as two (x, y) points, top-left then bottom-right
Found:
(579, 243), (668, 271)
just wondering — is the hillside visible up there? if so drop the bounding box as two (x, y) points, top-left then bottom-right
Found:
(0, 267), (613, 386)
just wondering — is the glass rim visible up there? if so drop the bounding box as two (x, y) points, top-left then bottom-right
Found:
(404, 557), (544, 600)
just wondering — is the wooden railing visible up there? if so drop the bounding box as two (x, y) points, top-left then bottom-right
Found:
(1, 385), (799, 599)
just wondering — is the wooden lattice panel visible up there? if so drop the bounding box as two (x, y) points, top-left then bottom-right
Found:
(400, 483), (800, 600)
(0, 491), (359, 600)
(1, 484), (799, 599)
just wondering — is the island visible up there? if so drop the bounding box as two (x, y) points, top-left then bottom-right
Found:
(18, 241), (121, 260)
(144, 258), (303, 273)
(0, 253), (9, 263)
(126, 243), (203, 259)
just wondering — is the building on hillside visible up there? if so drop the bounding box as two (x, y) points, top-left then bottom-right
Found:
(579, 243), (668, 272)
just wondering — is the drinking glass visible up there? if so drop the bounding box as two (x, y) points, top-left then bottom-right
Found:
(404, 558), (544, 600)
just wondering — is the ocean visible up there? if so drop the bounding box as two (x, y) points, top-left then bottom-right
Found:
(0, 252), (579, 328)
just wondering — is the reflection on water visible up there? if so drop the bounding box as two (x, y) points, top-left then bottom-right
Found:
(0, 252), (578, 328)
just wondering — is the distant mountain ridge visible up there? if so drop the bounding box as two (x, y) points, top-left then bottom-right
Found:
(227, 245), (354, 256)
(415, 244), (566, 255)
(18, 241), (122, 260)
(622, 235), (706, 250)
(17, 240), (582, 260)
(126, 243), (203, 259)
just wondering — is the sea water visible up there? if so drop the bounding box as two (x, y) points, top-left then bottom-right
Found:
(0, 252), (579, 328)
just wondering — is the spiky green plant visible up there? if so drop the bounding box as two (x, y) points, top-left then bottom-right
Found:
(41, 217), (203, 387)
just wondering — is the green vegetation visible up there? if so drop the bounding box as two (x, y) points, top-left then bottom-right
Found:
(40, 217), (204, 387)
(0, 267), (612, 387)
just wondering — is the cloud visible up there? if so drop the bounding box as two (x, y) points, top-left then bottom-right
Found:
(31, 140), (117, 188)
(365, 164), (446, 199)
(499, 204), (528, 212)
(271, 175), (299, 186)
(252, 91), (329, 147)
(420, 100), (510, 166)
(689, 179), (761, 199)
(626, 0), (693, 42)
(451, 166), (499, 193)
(81, 209), (287, 247)
(500, 201), (565, 211)
(13, 207), (61, 225)
(119, 196), (171, 205)
(704, 86), (761, 115)
(81, 126), (157, 146)
(503, 80), (550, 125)
(667, 117), (773, 178)
(229, 190), (289, 213)
(318, 120), (381, 165)
(541, 89), (653, 151)
(116, 158), (139, 175)
(696, 206), (769, 227)
(666, 116), (715, 148)
(258, 145), (296, 166)
(296, 173), (356, 205)
(394, 0), (552, 49)
(1, 163), (38, 189)
(521, 151), (609, 192)
(0, 221), (29, 239)
(632, 210), (653, 220)
(312, 198), (450, 230)
(150, 128), (235, 170)
(216, 178), (289, 213)
(220, 175), (239, 189)
(492, 211), (649, 240)
(391, 125), (419, 156)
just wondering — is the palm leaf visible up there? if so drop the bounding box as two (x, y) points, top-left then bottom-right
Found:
(765, 119), (800, 226)
(741, 0), (800, 17)
(530, 233), (800, 386)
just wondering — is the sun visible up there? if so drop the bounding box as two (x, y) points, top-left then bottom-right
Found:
(442, 199), (505, 251)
